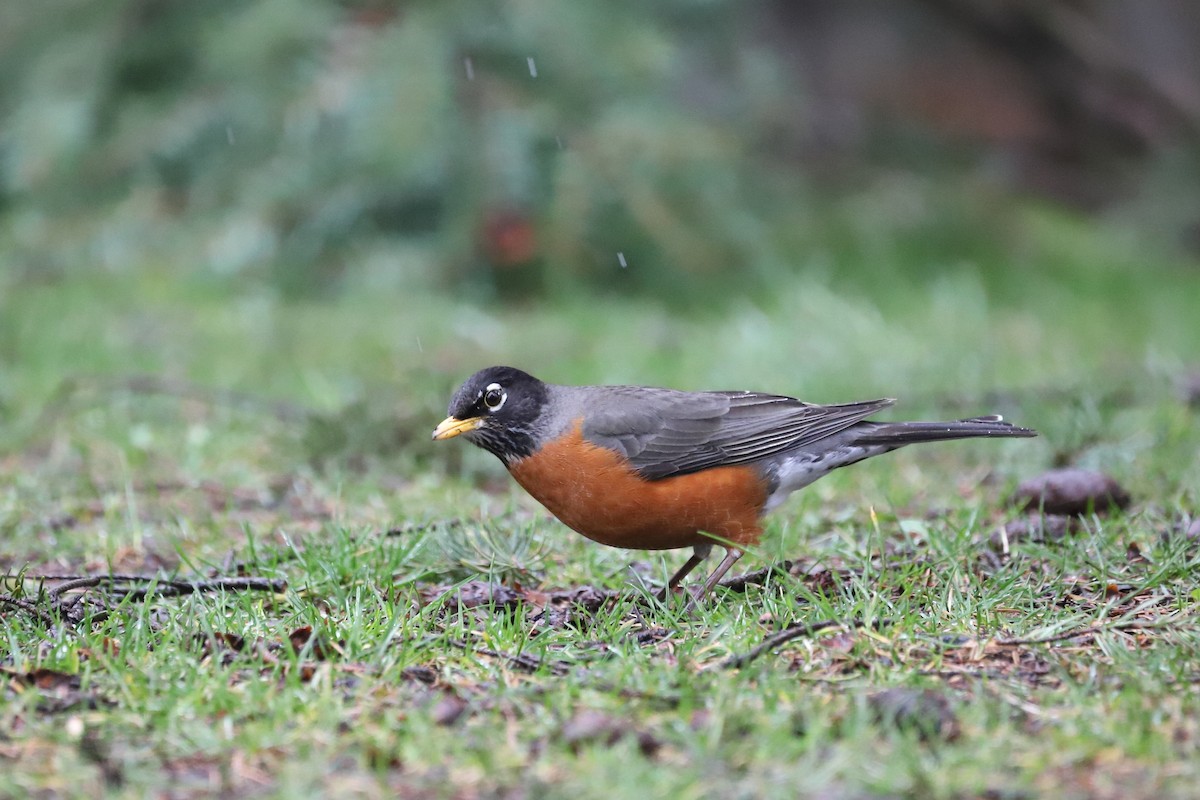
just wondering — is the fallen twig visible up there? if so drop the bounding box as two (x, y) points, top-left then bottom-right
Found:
(1, 573), (288, 629)
(115, 577), (286, 600)
(36, 574), (287, 601)
(717, 560), (795, 593)
(714, 617), (893, 671)
(49, 576), (108, 600)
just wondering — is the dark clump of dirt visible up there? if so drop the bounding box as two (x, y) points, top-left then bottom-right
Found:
(868, 687), (960, 741)
(994, 468), (1133, 552)
(1010, 468), (1131, 516)
(559, 709), (662, 756)
(1179, 371), (1200, 408)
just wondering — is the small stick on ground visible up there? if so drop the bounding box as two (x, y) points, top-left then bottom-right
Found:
(2, 573), (288, 629)
(115, 577), (286, 600)
(714, 617), (893, 671)
(717, 560), (796, 593)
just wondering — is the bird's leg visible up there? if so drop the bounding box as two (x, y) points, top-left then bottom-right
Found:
(683, 547), (744, 613)
(658, 543), (713, 600)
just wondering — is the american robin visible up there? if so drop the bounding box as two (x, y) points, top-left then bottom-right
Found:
(433, 366), (1036, 605)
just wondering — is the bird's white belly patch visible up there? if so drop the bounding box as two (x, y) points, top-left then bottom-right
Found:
(762, 444), (890, 512)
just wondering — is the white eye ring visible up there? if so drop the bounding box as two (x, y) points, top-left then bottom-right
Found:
(482, 382), (506, 411)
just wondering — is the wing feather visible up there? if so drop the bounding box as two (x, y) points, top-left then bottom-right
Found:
(580, 388), (894, 480)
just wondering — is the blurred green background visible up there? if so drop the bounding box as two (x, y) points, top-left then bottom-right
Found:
(5, 7), (1200, 795)
(1, 0), (1199, 486)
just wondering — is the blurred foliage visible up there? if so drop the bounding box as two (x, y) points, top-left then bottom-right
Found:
(1, 0), (1198, 309)
(0, 0), (806, 304)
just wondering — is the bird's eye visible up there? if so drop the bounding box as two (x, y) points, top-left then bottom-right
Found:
(483, 384), (506, 411)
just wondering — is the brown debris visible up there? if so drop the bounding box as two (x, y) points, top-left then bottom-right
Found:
(421, 580), (629, 631)
(425, 581), (523, 611)
(289, 626), (334, 660)
(2, 667), (113, 713)
(4, 667), (78, 691)
(561, 710), (661, 756)
(400, 665), (439, 685)
(430, 691), (470, 726)
(526, 585), (623, 629)
(1124, 541), (1150, 564)
(921, 639), (1059, 690)
(990, 514), (1085, 551)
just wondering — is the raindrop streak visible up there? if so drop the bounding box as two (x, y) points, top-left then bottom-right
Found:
(226, 125), (235, 145)
(617, 252), (628, 269)
(415, 337), (423, 353)
(464, 57), (475, 81)
(527, 57), (538, 78)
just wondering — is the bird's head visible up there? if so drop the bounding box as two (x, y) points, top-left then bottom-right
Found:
(432, 366), (549, 463)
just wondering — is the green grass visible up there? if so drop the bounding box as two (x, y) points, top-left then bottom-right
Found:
(2, 197), (1200, 798)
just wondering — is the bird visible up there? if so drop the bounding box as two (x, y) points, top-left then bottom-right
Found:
(432, 366), (1036, 607)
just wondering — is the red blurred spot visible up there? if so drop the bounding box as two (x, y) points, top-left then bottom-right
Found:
(480, 210), (538, 267)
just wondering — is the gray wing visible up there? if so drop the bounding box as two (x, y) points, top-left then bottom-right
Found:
(579, 386), (895, 480)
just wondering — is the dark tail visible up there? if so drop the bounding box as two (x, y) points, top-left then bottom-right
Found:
(851, 415), (1037, 447)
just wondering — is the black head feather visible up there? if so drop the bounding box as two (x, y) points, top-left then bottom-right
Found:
(444, 366), (549, 462)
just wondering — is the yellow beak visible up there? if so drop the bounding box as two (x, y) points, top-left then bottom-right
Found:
(432, 416), (483, 441)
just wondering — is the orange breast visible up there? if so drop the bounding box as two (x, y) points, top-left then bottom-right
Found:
(507, 420), (768, 551)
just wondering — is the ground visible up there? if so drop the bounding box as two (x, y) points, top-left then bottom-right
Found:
(2, 200), (1200, 798)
